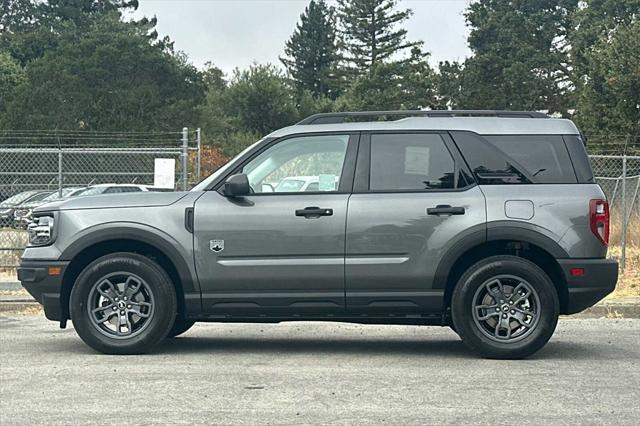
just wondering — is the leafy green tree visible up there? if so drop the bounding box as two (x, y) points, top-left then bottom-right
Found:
(456, 0), (578, 113)
(224, 63), (299, 136)
(336, 0), (422, 75)
(0, 52), (26, 122)
(341, 46), (437, 110)
(1, 0), (150, 65)
(569, 0), (640, 84)
(575, 21), (640, 136)
(280, 0), (341, 98)
(434, 61), (462, 110)
(3, 13), (204, 131)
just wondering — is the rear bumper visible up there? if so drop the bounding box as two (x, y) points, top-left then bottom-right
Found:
(17, 260), (69, 321)
(558, 258), (618, 315)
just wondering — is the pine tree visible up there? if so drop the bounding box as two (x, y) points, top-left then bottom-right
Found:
(336, 0), (422, 75)
(280, 0), (340, 99)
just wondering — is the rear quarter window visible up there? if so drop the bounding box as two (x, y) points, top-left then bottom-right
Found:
(482, 135), (577, 184)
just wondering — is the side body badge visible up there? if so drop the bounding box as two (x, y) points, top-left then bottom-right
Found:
(210, 239), (224, 253)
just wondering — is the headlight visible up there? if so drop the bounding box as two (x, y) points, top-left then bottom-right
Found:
(27, 215), (55, 246)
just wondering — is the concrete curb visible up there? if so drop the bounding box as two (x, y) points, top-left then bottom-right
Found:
(1, 295), (639, 318)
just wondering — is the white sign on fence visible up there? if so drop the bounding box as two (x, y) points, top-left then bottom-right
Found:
(154, 158), (176, 189)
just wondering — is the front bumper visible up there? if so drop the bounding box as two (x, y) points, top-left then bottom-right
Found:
(17, 260), (69, 321)
(558, 258), (618, 315)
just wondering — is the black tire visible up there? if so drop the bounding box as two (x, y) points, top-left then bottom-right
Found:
(451, 255), (559, 359)
(167, 317), (195, 338)
(70, 253), (177, 354)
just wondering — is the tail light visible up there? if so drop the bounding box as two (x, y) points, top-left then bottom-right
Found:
(589, 199), (609, 246)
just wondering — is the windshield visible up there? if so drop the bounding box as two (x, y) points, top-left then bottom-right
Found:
(0, 192), (38, 206)
(42, 188), (79, 201)
(74, 187), (105, 196)
(25, 192), (53, 203)
(191, 138), (264, 191)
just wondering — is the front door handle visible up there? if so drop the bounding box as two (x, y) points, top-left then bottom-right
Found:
(295, 207), (333, 218)
(427, 205), (465, 216)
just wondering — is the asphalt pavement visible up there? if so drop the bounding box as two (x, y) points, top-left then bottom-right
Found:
(1, 316), (639, 425)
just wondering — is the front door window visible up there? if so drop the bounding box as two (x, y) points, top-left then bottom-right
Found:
(242, 134), (349, 193)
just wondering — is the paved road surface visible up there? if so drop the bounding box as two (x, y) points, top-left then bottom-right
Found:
(1, 316), (639, 425)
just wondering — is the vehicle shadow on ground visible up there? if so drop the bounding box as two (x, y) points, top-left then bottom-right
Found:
(155, 335), (476, 358)
(149, 335), (596, 360)
(33, 325), (601, 360)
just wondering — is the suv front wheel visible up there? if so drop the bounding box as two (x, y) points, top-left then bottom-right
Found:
(452, 255), (559, 359)
(70, 253), (177, 354)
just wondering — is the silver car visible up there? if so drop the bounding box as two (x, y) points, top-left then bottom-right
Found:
(18, 110), (618, 358)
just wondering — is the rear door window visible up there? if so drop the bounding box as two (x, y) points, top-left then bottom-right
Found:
(369, 133), (459, 191)
(483, 135), (577, 184)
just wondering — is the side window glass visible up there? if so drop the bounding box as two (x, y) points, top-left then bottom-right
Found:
(483, 135), (577, 183)
(242, 135), (349, 193)
(104, 187), (118, 194)
(369, 133), (457, 191)
(450, 131), (530, 184)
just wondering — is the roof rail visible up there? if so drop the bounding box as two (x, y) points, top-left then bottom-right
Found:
(297, 110), (549, 125)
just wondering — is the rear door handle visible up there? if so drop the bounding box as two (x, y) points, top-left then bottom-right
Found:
(295, 207), (333, 218)
(427, 205), (465, 216)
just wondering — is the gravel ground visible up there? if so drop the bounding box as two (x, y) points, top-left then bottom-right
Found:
(1, 316), (639, 425)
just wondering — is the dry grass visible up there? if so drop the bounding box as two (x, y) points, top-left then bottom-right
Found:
(1, 305), (43, 316)
(608, 245), (640, 298)
(0, 268), (17, 282)
(609, 213), (640, 248)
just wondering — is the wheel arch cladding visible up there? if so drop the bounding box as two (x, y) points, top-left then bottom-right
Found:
(438, 236), (568, 314)
(60, 226), (198, 320)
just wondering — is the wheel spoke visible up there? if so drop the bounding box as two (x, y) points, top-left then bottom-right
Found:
(128, 301), (152, 318)
(91, 303), (117, 323)
(510, 282), (531, 304)
(485, 279), (506, 303)
(116, 312), (132, 335)
(513, 307), (536, 319)
(124, 276), (142, 299)
(96, 279), (118, 302)
(512, 314), (533, 328)
(495, 315), (512, 339)
(475, 304), (500, 321)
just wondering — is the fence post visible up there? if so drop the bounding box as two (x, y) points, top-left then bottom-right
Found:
(620, 156), (627, 271)
(58, 149), (63, 198)
(196, 128), (201, 182)
(181, 127), (189, 191)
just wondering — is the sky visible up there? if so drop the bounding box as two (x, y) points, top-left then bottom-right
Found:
(130, 0), (473, 76)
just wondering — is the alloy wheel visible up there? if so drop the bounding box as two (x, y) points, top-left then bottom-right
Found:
(87, 272), (155, 339)
(471, 274), (541, 343)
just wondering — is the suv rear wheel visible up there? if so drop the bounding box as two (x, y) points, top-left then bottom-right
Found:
(451, 255), (559, 359)
(70, 253), (177, 354)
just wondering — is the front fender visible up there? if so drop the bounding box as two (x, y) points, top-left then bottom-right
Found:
(60, 222), (199, 294)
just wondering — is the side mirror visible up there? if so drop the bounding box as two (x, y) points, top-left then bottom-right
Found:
(261, 183), (274, 193)
(223, 173), (251, 197)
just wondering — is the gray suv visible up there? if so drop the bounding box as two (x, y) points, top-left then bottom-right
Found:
(18, 110), (618, 359)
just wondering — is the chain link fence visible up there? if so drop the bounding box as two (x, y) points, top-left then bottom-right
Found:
(0, 129), (201, 270)
(590, 154), (640, 270)
(1, 131), (639, 273)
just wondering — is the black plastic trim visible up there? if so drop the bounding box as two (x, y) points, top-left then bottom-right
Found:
(18, 260), (69, 321)
(486, 222), (570, 258)
(558, 258), (618, 314)
(60, 225), (200, 294)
